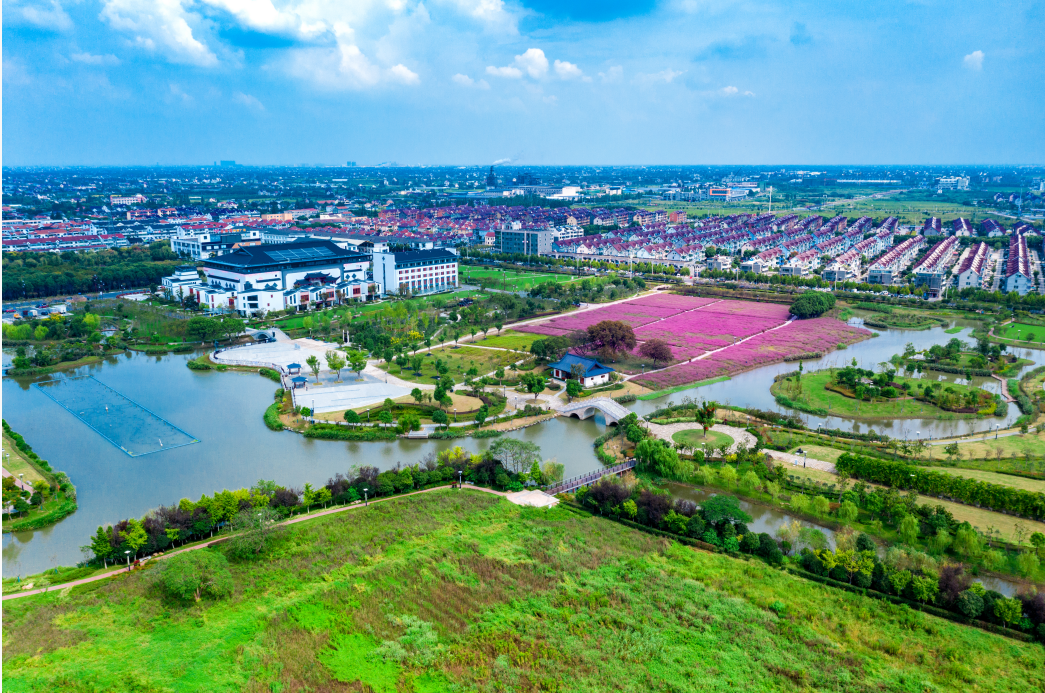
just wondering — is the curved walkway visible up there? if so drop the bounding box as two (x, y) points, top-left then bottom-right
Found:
(645, 422), (756, 454)
(2, 485), (506, 602)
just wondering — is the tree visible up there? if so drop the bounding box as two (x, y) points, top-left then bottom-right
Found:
(586, 320), (636, 359)
(700, 494), (752, 526)
(838, 500), (859, 524)
(520, 372), (546, 400)
(305, 355), (321, 382)
(324, 351), (346, 381)
(695, 401), (716, 438)
(348, 351), (367, 378)
(120, 518), (148, 556)
(474, 405), (489, 428)
(411, 388), (424, 404)
(302, 316), (314, 336)
(397, 412), (421, 434)
(227, 506), (284, 559)
(489, 438), (541, 473)
(411, 355), (424, 372)
(159, 549), (234, 602)
(566, 379), (582, 401)
(432, 409), (449, 429)
(639, 338), (672, 366)
(344, 409), (360, 424)
(790, 291), (835, 318)
(993, 597), (1023, 625)
(90, 526), (115, 568)
(898, 514), (920, 544)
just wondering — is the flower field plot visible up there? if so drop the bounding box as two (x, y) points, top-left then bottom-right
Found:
(636, 312), (785, 351)
(627, 294), (719, 311)
(634, 318), (872, 390)
(516, 302), (680, 335)
(698, 299), (794, 321)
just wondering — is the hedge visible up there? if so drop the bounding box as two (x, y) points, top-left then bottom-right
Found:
(836, 452), (1045, 520)
(259, 368), (282, 383)
(303, 424), (398, 441)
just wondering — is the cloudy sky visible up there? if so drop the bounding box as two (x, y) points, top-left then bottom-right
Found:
(3, 0), (1043, 165)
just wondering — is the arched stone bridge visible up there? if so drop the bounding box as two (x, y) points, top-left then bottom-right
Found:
(558, 397), (631, 425)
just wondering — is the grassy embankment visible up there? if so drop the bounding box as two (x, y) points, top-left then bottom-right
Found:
(3, 491), (1043, 692)
(2, 427), (77, 533)
(461, 266), (582, 291)
(772, 369), (992, 420)
(779, 456), (1045, 544)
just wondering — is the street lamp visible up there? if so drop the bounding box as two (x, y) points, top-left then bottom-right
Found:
(458, 470), (463, 488)
(363, 488), (369, 506)
(454, 408), (457, 423)
(124, 550), (132, 569)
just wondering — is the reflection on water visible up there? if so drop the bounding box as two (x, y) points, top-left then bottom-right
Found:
(3, 320), (1042, 577)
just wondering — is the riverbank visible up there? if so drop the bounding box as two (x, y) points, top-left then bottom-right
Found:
(2, 421), (77, 533)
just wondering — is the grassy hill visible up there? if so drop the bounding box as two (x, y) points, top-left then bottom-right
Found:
(3, 490), (1043, 692)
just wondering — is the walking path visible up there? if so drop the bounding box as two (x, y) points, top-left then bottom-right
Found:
(645, 422), (756, 454)
(2, 468), (36, 493)
(2, 484), (508, 602)
(763, 450), (837, 474)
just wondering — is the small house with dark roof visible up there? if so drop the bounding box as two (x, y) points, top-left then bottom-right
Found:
(547, 353), (615, 388)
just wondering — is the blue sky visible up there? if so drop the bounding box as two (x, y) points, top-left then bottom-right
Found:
(3, 0), (1043, 165)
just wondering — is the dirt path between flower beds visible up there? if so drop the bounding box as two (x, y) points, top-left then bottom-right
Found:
(2, 485), (507, 602)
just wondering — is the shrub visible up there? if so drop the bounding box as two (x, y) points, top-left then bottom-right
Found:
(263, 403), (283, 431)
(259, 368), (282, 382)
(159, 550), (234, 602)
(957, 590), (985, 619)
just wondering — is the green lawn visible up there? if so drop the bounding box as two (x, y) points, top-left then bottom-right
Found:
(460, 267), (580, 292)
(672, 428), (734, 451)
(995, 322), (1045, 344)
(2, 432), (47, 484)
(772, 369), (990, 420)
(923, 466), (1045, 493)
(472, 329), (541, 351)
(4, 491), (1043, 692)
(376, 345), (522, 383)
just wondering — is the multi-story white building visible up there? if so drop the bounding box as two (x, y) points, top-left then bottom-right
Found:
(172, 229), (262, 260)
(1005, 233), (1033, 295)
(161, 266), (202, 295)
(373, 249), (459, 296)
(110, 194), (147, 206)
(165, 239), (375, 315)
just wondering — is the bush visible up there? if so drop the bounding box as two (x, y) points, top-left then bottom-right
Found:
(263, 403), (283, 431)
(790, 291), (835, 319)
(259, 368), (281, 382)
(159, 550), (234, 602)
(303, 424), (397, 441)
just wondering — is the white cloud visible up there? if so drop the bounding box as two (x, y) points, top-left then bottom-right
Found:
(452, 73), (489, 88)
(443, 0), (517, 32)
(9, 0), (73, 32)
(554, 60), (588, 81)
(389, 63), (420, 85)
(963, 50), (984, 71)
(101, 0), (217, 66)
(168, 83), (194, 104)
(598, 65), (623, 83)
(233, 91), (265, 111)
(635, 69), (683, 84)
(744, 90), (755, 97)
(720, 85), (738, 95)
(486, 65), (522, 78)
(514, 48), (548, 78)
(282, 23), (420, 90)
(71, 52), (122, 66)
(487, 48), (549, 80)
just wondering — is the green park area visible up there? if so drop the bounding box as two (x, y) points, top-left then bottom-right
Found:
(2, 423), (77, 533)
(771, 368), (992, 420)
(671, 428), (735, 452)
(472, 329), (541, 351)
(4, 491), (1042, 692)
(994, 322), (1045, 344)
(460, 266), (580, 292)
(376, 345), (522, 384)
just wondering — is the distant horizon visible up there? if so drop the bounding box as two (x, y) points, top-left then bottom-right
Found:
(3, 163), (1044, 170)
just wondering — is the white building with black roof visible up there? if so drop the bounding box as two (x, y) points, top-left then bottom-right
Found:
(164, 239), (377, 315)
(373, 249), (459, 296)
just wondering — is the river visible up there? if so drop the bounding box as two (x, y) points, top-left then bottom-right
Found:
(3, 319), (1042, 576)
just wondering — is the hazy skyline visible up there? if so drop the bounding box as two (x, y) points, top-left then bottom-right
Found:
(3, 0), (1043, 166)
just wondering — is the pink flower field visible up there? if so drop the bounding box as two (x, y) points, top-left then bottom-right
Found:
(515, 301), (684, 335)
(627, 294), (719, 311)
(635, 312), (785, 351)
(634, 318), (872, 390)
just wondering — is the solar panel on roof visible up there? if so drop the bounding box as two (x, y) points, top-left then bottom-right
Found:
(267, 246), (336, 262)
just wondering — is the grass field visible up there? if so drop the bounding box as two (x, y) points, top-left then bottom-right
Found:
(920, 429), (1045, 465)
(376, 345), (522, 383)
(672, 428), (735, 451)
(2, 433), (47, 484)
(924, 466), (1045, 493)
(460, 267), (580, 292)
(786, 444), (846, 464)
(995, 322), (1045, 344)
(3, 491), (1043, 692)
(469, 329), (540, 351)
(772, 369), (985, 420)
